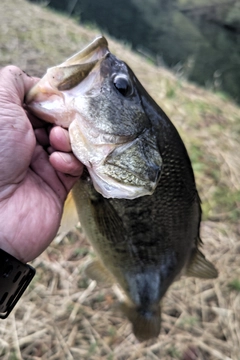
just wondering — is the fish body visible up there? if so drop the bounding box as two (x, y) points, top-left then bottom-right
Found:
(26, 37), (217, 341)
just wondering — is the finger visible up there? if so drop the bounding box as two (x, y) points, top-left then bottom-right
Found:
(0, 66), (39, 105)
(30, 144), (68, 202)
(25, 108), (48, 129)
(47, 146), (55, 155)
(35, 128), (50, 147)
(49, 152), (84, 177)
(56, 172), (81, 193)
(49, 126), (72, 152)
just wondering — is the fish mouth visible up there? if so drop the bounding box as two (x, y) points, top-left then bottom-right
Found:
(25, 36), (109, 111)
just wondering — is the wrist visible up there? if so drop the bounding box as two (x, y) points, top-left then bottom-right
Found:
(0, 241), (24, 263)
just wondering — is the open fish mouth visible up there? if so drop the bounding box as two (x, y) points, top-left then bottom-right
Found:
(26, 36), (109, 125)
(53, 36), (110, 91)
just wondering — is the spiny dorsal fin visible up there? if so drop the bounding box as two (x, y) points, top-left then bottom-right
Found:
(186, 248), (218, 279)
(84, 259), (115, 286)
(120, 302), (161, 342)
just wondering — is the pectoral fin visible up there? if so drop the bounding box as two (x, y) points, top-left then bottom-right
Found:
(90, 195), (124, 241)
(185, 248), (218, 279)
(57, 190), (79, 237)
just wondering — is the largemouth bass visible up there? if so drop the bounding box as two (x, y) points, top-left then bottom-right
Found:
(26, 36), (217, 341)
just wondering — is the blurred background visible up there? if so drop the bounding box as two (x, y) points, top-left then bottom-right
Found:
(29, 0), (240, 104)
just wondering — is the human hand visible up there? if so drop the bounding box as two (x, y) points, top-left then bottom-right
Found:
(0, 66), (83, 263)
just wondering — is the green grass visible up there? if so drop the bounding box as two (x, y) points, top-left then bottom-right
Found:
(167, 345), (182, 359)
(228, 279), (240, 292)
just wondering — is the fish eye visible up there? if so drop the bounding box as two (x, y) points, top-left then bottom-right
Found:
(113, 75), (131, 97)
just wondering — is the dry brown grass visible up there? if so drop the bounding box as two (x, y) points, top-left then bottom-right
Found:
(0, 0), (240, 359)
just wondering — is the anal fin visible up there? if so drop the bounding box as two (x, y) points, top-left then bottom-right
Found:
(185, 248), (218, 279)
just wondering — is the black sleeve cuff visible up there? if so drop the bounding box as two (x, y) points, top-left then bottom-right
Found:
(0, 249), (35, 319)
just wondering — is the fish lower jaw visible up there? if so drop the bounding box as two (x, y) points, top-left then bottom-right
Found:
(88, 168), (154, 199)
(27, 101), (72, 127)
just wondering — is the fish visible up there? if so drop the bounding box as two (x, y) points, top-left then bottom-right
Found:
(26, 36), (218, 341)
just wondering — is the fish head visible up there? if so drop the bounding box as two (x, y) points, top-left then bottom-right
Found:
(26, 36), (162, 199)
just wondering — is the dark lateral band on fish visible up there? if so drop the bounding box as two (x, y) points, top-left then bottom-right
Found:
(26, 36), (218, 341)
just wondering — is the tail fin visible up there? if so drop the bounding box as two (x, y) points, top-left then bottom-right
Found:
(121, 302), (161, 341)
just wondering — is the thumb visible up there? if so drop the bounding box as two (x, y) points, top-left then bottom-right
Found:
(0, 66), (39, 105)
